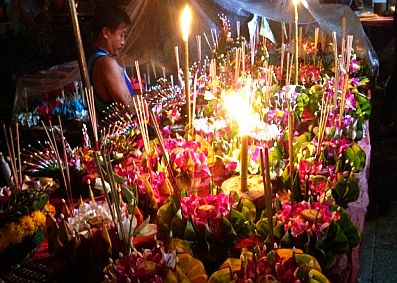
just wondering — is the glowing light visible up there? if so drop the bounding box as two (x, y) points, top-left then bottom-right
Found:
(224, 91), (255, 136)
(180, 4), (192, 42)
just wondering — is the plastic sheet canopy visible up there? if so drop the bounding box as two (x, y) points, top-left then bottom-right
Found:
(121, 0), (378, 76)
(13, 61), (82, 124)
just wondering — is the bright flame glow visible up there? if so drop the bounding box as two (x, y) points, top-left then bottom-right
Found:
(180, 4), (192, 42)
(292, 0), (300, 5)
(224, 91), (254, 136)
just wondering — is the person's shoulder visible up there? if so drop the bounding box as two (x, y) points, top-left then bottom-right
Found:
(93, 55), (119, 71)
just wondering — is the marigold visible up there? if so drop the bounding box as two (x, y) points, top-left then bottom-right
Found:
(31, 210), (46, 230)
(20, 215), (36, 235)
(7, 222), (25, 245)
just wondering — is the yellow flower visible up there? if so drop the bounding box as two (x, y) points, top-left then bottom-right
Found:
(20, 215), (36, 236)
(7, 222), (25, 245)
(44, 203), (56, 217)
(31, 210), (46, 230)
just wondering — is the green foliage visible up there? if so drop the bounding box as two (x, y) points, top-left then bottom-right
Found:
(345, 143), (366, 173)
(332, 174), (360, 208)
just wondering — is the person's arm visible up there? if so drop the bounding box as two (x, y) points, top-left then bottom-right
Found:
(92, 56), (132, 107)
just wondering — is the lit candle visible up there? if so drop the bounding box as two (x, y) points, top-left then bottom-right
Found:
(293, 0), (300, 85)
(224, 91), (251, 192)
(180, 4), (192, 130)
(241, 134), (248, 192)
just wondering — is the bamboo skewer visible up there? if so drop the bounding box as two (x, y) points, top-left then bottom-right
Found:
(332, 32), (339, 111)
(241, 40), (245, 72)
(58, 116), (73, 210)
(338, 35), (353, 129)
(135, 61), (143, 95)
(151, 60), (157, 79)
(84, 87), (98, 145)
(260, 148), (274, 247)
(280, 43), (285, 83)
(196, 35), (202, 65)
(15, 123), (22, 187)
(3, 125), (18, 189)
(314, 27), (319, 65)
(94, 152), (118, 228)
(41, 121), (73, 214)
(203, 32), (212, 50)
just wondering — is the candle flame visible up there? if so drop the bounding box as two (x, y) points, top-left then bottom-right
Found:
(224, 91), (254, 136)
(180, 4), (192, 42)
(292, 0), (300, 5)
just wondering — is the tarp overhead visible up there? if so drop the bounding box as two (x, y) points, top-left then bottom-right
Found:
(121, 0), (378, 76)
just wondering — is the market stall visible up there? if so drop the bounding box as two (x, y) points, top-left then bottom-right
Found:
(0, 1), (375, 282)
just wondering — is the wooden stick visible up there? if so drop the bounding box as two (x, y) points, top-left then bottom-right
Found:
(260, 148), (274, 246)
(314, 27), (319, 65)
(94, 152), (118, 228)
(41, 120), (72, 214)
(196, 35), (202, 65)
(151, 59), (157, 78)
(8, 127), (19, 189)
(280, 43), (285, 83)
(332, 32), (339, 114)
(203, 32), (212, 50)
(241, 40), (245, 72)
(192, 72), (198, 129)
(58, 116), (73, 211)
(174, 46), (180, 75)
(298, 26), (303, 58)
(3, 125), (18, 189)
(146, 64), (151, 87)
(135, 61), (143, 95)
(15, 123), (22, 187)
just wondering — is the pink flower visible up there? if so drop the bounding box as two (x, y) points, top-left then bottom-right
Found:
(180, 193), (233, 236)
(349, 59), (361, 73)
(276, 201), (339, 237)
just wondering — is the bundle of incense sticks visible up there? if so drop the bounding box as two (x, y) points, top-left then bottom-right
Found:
(41, 120), (73, 215)
(84, 87), (98, 144)
(132, 95), (150, 156)
(94, 151), (127, 251)
(148, 110), (176, 191)
(203, 32), (212, 50)
(263, 67), (274, 109)
(338, 35), (353, 129)
(135, 60), (143, 95)
(260, 148), (274, 247)
(2, 124), (22, 190)
(316, 87), (333, 159)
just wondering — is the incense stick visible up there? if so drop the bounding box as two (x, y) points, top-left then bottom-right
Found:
(260, 148), (274, 246)
(3, 125), (18, 189)
(135, 61), (143, 95)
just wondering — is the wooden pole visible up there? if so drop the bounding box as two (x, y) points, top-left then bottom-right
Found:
(68, 0), (91, 90)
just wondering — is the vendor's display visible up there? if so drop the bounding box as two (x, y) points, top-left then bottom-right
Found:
(0, 1), (373, 282)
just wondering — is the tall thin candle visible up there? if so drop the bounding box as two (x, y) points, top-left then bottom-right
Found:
(293, 0), (300, 85)
(180, 4), (192, 131)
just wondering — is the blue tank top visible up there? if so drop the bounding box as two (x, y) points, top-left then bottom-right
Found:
(87, 48), (134, 97)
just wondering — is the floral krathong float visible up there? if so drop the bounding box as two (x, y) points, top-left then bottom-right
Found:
(0, 5), (373, 283)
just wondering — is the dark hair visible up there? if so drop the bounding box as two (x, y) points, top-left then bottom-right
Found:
(93, 5), (132, 38)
